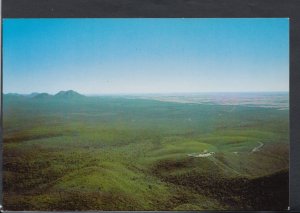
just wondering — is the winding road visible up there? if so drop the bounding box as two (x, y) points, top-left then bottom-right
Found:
(252, 141), (264, 152)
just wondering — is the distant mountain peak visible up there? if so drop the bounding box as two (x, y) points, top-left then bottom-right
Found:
(54, 90), (84, 98)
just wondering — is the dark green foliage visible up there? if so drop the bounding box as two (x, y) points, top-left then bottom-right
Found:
(3, 95), (289, 210)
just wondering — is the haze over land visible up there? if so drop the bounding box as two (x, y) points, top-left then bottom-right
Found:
(5, 90), (289, 110)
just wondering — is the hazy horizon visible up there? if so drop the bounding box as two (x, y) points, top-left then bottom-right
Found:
(3, 18), (289, 94)
(5, 90), (289, 96)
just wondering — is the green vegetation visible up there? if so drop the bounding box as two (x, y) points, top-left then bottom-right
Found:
(3, 93), (289, 210)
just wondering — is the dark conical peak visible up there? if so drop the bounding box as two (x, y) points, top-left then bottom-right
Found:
(54, 90), (84, 98)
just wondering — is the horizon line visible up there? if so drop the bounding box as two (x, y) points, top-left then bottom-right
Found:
(4, 90), (289, 96)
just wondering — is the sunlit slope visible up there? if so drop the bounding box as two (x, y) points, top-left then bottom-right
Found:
(3, 95), (289, 210)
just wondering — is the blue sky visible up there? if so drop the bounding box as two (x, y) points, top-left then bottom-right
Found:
(3, 18), (289, 94)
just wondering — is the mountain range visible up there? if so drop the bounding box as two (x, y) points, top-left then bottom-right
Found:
(4, 90), (85, 100)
